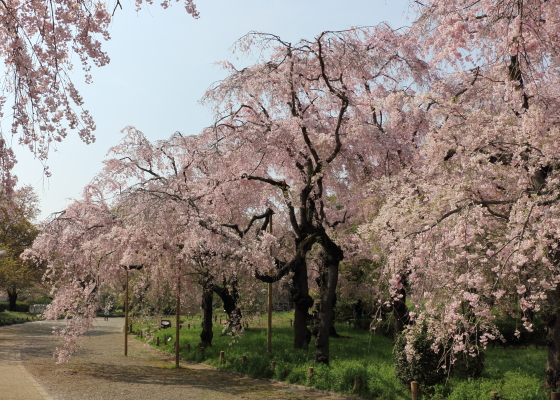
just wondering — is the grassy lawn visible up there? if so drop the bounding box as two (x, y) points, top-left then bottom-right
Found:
(133, 311), (548, 399)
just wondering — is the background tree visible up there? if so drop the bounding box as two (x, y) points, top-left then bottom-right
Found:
(200, 27), (429, 364)
(0, 186), (41, 310)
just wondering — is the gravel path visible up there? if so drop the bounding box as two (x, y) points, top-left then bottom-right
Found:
(16, 318), (348, 400)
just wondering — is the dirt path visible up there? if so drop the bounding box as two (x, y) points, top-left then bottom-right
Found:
(14, 318), (348, 400)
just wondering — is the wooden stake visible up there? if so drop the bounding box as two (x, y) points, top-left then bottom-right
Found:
(242, 355), (247, 364)
(156, 336), (160, 346)
(411, 381), (419, 400)
(307, 367), (314, 378)
(175, 273), (181, 368)
(124, 268), (129, 356)
(271, 361), (276, 371)
(353, 375), (360, 392)
(552, 392), (560, 400)
(186, 343), (191, 351)
(220, 351), (225, 364)
(490, 391), (499, 400)
(267, 213), (273, 353)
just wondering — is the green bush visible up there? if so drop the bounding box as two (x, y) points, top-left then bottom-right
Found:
(0, 301), (30, 312)
(393, 329), (446, 387)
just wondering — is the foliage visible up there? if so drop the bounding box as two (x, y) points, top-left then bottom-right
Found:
(0, 301), (30, 312)
(0, 186), (42, 311)
(0, 0), (199, 196)
(360, 0), (560, 387)
(393, 328), (447, 387)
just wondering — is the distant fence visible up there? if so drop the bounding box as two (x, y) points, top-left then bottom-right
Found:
(29, 304), (47, 314)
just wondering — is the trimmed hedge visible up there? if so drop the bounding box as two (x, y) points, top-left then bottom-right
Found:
(0, 302), (30, 312)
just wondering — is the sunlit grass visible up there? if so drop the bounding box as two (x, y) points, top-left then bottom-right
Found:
(136, 311), (548, 399)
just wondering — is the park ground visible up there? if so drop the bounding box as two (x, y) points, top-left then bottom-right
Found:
(1, 317), (350, 400)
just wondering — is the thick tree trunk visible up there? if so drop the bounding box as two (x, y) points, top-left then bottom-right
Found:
(291, 258), (313, 350)
(393, 274), (410, 337)
(7, 289), (18, 312)
(200, 284), (214, 348)
(314, 237), (343, 365)
(545, 284), (560, 388)
(213, 278), (243, 331)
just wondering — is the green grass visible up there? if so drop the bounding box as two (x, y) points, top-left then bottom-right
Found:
(135, 311), (549, 399)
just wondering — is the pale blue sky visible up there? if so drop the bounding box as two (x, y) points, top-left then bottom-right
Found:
(13, 0), (411, 220)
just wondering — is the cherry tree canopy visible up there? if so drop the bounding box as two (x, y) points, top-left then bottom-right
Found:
(0, 0), (198, 197)
(364, 0), (560, 387)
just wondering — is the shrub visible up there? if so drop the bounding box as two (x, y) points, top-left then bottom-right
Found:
(0, 301), (30, 312)
(394, 327), (485, 388)
(393, 328), (447, 387)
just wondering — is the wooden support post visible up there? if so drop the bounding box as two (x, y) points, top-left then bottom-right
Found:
(289, 319), (292, 327)
(552, 392), (560, 400)
(307, 367), (314, 378)
(353, 375), (360, 392)
(411, 381), (419, 400)
(220, 351), (225, 364)
(187, 323), (190, 329)
(267, 281), (272, 353)
(124, 268), (129, 356)
(267, 213), (273, 354)
(200, 347), (205, 355)
(140, 330), (143, 339)
(242, 355), (247, 364)
(271, 361), (276, 371)
(175, 273), (181, 368)
(186, 343), (191, 351)
(490, 391), (499, 400)
(156, 336), (160, 346)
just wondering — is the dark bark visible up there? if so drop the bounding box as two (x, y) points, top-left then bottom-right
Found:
(255, 234), (316, 351)
(213, 278), (243, 331)
(393, 274), (410, 336)
(545, 284), (560, 388)
(7, 288), (18, 312)
(314, 236), (343, 365)
(291, 257), (313, 350)
(200, 282), (214, 348)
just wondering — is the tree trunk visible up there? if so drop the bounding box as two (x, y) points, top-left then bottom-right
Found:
(291, 257), (313, 350)
(7, 288), (18, 312)
(213, 278), (243, 331)
(314, 237), (343, 365)
(545, 284), (560, 388)
(393, 274), (410, 337)
(200, 283), (214, 348)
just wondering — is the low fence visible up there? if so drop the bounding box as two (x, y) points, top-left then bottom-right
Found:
(29, 304), (47, 314)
